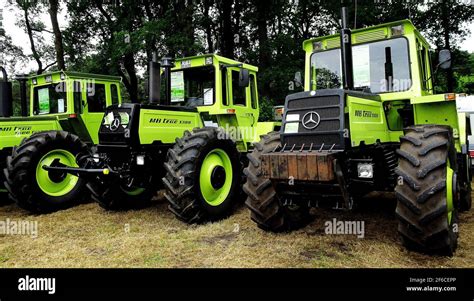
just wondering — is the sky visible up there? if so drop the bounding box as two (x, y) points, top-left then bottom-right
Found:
(0, 0), (473, 73)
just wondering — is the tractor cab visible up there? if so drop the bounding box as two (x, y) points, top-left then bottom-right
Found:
(298, 19), (459, 149)
(0, 69), (122, 145)
(160, 54), (261, 149)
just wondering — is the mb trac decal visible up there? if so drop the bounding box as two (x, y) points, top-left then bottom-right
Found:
(0, 126), (34, 135)
(149, 118), (192, 125)
(354, 110), (379, 118)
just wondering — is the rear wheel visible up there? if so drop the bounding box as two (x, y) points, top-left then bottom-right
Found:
(395, 125), (459, 255)
(243, 132), (311, 232)
(459, 155), (472, 211)
(0, 152), (11, 205)
(3, 131), (89, 213)
(163, 127), (242, 223)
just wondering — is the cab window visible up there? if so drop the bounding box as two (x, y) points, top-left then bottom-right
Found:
(87, 83), (107, 112)
(33, 83), (67, 115)
(73, 81), (82, 114)
(232, 70), (246, 106)
(250, 74), (257, 109)
(111, 84), (119, 105)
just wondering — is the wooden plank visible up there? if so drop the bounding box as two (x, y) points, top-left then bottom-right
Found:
(278, 154), (288, 180)
(307, 153), (319, 181)
(270, 154), (280, 179)
(327, 157), (335, 180)
(287, 154), (298, 179)
(317, 155), (329, 181)
(297, 154), (309, 180)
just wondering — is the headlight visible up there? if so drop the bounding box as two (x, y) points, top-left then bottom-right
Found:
(357, 163), (373, 179)
(136, 155), (145, 166)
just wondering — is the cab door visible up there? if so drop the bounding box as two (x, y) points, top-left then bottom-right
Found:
(228, 68), (258, 143)
(79, 81), (120, 144)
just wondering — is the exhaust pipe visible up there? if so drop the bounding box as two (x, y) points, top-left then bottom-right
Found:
(160, 57), (175, 106)
(17, 75), (28, 117)
(340, 7), (354, 90)
(148, 53), (161, 104)
(0, 67), (13, 118)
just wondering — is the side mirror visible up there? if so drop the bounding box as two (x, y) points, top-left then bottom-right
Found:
(439, 49), (452, 70)
(239, 68), (250, 87)
(294, 71), (302, 87)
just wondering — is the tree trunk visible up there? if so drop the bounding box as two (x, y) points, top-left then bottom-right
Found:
(23, 8), (43, 74)
(48, 0), (65, 71)
(123, 53), (139, 102)
(203, 0), (214, 53)
(255, 1), (269, 68)
(220, 0), (234, 59)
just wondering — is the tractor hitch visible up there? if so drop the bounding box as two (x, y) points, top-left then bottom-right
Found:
(42, 158), (116, 179)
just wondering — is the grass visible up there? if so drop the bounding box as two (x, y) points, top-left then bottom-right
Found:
(0, 190), (473, 268)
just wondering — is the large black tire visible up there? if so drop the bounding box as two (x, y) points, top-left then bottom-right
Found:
(163, 127), (242, 223)
(395, 125), (459, 255)
(243, 132), (311, 232)
(460, 185), (472, 211)
(3, 131), (89, 213)
(0, 152), (11, 205)
(88, 179), (156, 211)
(459, 155), (472, 212)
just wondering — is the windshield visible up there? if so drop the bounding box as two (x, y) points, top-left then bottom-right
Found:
(33, 83), (68, 115)
(310, 37), (411, 93)
(169, 66), (215, 107)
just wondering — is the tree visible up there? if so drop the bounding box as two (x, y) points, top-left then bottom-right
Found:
(15, 0), (56, 74)
(418, 0), (474, 92)
(48, 0), (65, 71)
(218, 0), (235, 59)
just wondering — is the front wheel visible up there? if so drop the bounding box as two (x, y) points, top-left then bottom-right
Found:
(243, 132), (311, 232)
(88, 179), (156, 211)
(395, 125), (459, 256)
(3, 131), (89, 213)
(163, 127), (242, 223)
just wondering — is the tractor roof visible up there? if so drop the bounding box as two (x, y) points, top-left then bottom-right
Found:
(29, 71), (122, 82)
(174, 54), (259, 72)
(303, 19), (429, 50)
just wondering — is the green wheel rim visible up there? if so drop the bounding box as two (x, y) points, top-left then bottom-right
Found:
(199, 148), (233, 206)
(36, 149), (79, 197)
(446, 164), (454, 225)
(121, 186), (146, 196)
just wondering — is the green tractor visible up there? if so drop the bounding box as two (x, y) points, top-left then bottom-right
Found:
(44, 54), (280, 223)
(0, 68), (122, 213)
(243, 8), (471, 255)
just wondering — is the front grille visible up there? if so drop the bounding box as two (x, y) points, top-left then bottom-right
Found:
(287, 95), (340, 109)
(281, 90), (345, 151)
(98, 103), (139, 146)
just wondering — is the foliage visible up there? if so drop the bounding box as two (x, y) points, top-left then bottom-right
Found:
(2, 0), (473, 104)
(258, 96), (276, 122)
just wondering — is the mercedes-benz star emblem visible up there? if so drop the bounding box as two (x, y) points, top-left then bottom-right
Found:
(110, 117), (121, 132)
(301, 111), (321, 130)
